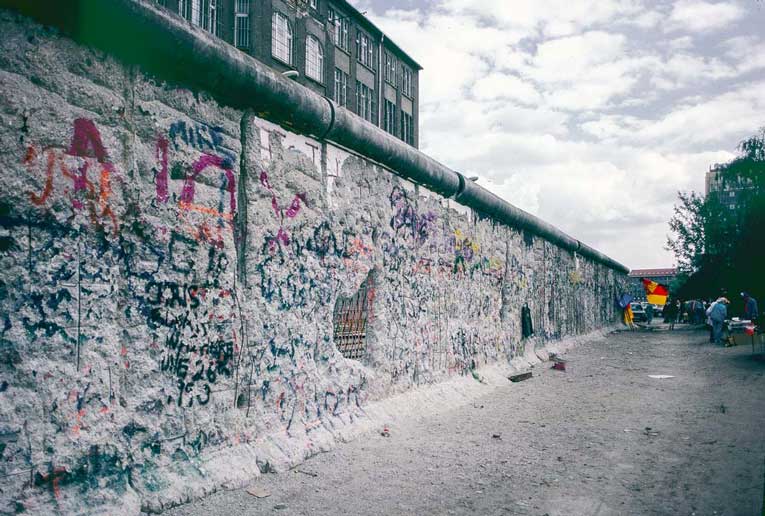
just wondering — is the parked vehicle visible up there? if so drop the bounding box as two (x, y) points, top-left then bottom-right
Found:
(630, 302), (647, 322)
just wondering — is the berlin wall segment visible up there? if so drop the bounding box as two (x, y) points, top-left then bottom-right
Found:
(0, 9), (628, 515)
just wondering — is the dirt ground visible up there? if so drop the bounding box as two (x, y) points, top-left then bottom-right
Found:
(165, 326), (765, 516)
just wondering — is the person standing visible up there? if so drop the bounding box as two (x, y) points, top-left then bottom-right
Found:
(742, 292), (759, 325)
(707, 297), (729, 344)
(666, 299), (679, 330)
(646, 303), (654, 325)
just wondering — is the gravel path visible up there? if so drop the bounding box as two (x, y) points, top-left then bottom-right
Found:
(165, 327), (765, 516)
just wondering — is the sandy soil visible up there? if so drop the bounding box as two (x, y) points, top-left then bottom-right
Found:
(165, 327), (765, 516)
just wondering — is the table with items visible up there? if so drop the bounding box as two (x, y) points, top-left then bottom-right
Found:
(726, 319), (761, 353)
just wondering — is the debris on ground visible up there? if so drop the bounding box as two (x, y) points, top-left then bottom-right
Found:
(508, 371), (533, 382)
(549, 353), (567, 371)
(296, 469), (318, 477)
(643, 427), (660, 437)
(492, 433), (502, 439)
(381, 426), (391, 437)
(274, 504), (288, 510)
(471, 369), (487, 383)
(648, 375), (675, 379)
(245, 486), (271, 498)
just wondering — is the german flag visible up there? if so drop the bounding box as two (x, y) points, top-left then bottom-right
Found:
(642, 278), (669, 306)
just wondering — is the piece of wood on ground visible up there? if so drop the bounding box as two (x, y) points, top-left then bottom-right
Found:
(508, 371), (533, 382)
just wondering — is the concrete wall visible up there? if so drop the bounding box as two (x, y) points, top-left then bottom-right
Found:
(0, 9), (627, 515)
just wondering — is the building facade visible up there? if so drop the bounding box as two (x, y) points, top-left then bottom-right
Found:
(705, 163), (756, 216)
(627, 268), (677, 301)
(156, 0), (421, 147)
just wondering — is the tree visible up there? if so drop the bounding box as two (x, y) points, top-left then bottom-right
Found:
(665, 191), (730, 273)
(718, 128), (765, 298)
(666, 128), (765, 303)
(666, 191), (706, 274)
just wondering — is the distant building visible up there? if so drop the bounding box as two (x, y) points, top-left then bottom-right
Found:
(155, 0), (422, 147)
(705, 163), (755, 215)
(627, 268), (677, 301)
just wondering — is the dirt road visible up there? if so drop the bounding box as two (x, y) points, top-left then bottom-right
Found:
(166, 328), (765, 516)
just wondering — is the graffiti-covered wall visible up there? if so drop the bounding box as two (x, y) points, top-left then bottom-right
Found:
(0, 9), (626, 515)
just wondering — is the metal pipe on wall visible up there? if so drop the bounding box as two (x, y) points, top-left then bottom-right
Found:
(0, 0), (629, 273)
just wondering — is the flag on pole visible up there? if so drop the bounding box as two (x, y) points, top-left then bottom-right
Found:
(642, 278), (669, 306)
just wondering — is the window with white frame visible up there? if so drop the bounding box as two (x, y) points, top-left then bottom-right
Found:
(305, 36), (324, 83)
(383, 100), (396, 135)
(191, 0), (202, 25)
(355, 30), (374, 68)
(384, 52), (396, 85)
(178, 0), (190, 20)
(328, 7), (350, 51)
(203, 0), (218, 36)
(402, 66), (413, 97)
(272, 12), (293, 65)
(356, 81), (376, 123)
(334, 69), (349, 106)
(401, 111), (414, 145)
(234, 0), (250, 49)
(310, 0), (318, 8)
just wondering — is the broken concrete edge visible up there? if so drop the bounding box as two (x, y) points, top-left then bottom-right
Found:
(0, 0), (629, 275)
(145, 325), (618, 513)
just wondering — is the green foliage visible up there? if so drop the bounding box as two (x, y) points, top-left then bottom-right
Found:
(665, 191), (732, 272)
(667, 128), (765, 302)
(666, 191), (705, 273)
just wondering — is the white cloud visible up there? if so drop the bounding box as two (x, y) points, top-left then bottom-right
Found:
(627, 10), (665, 29)
(471, 73), (541, 104)
(440, 0), (641, 34)
(668, 36), (694, 50)
(650, 53), (739, 90)
(528, 31), (628, 83)
(631, 82), (765, 149)
(360, 0), (763, 268)
(667, 0), (745, 32)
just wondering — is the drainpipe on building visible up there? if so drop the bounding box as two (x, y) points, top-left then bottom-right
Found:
(378, 33), (384, 129)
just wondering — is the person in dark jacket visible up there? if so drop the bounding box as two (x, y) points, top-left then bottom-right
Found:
(664, 299), (679, 330)
(742, 292), (759, 325)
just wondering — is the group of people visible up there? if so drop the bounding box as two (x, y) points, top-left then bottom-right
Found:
(660, 292), (759, 344)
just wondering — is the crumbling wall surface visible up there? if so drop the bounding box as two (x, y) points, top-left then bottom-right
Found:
(0, 10), (627, 515)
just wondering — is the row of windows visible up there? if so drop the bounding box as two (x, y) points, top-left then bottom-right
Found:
(356, 81), (376, 124)
(169, 0), (414, 142)
(326, 6), (414, 97)
(383, 99), (414, 145)
(174, 1), (415, 96)
(327, 7), (350, 51)
(345, 77), (414, 144)
(178, 0), (220, 36)
(334, 69), (349, 106)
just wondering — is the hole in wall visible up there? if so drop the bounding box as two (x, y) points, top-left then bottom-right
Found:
(332, 270), (376, 360)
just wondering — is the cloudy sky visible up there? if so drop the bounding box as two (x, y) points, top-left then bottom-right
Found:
(351, 0), (765, 269)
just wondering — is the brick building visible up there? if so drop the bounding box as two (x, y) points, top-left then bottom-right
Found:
(156, 0), (421, 147)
